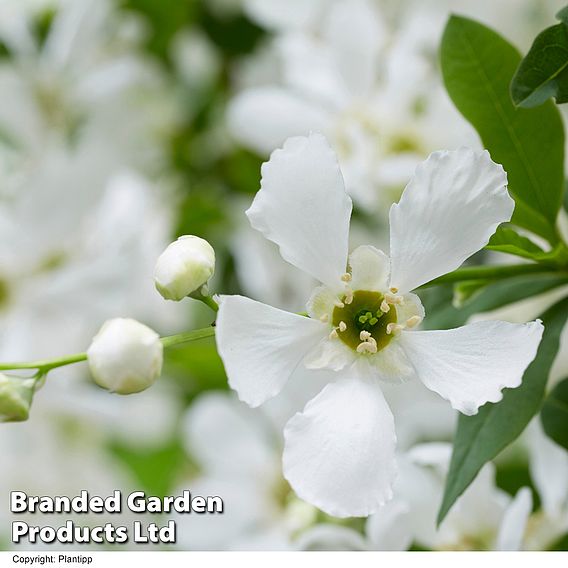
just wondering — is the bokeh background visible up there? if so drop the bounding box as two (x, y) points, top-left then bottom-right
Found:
(0, 0), (567, 551)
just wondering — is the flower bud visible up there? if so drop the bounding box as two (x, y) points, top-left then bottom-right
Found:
(87, 318), (163, 395)
(0, 374), (35, 422)
(154, 235), (215, 301)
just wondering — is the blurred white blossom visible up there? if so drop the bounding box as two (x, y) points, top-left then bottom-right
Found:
(175, 391), (320, 550)
(524, 421), (568, 550)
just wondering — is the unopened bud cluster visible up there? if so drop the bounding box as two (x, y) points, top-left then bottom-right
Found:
(85, 235), (216, 396)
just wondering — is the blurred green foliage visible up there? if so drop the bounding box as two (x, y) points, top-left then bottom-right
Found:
(111, 439), (193, 498)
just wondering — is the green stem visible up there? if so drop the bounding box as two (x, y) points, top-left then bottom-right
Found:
(419, 263), (560, 288)
(0, 326), (216, 374)
(189, 291), (219, 312)
(0, 352), (88, 373)
(200, 295), (219, 313)
(160, 326), (216, 347)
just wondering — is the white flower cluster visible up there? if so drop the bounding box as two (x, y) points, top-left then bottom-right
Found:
(1, 0), (566, 554)
(84, 235), (216, 395)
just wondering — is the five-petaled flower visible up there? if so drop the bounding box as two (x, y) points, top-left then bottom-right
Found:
(215, 133), (544, 518)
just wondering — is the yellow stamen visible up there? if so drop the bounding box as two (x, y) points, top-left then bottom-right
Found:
(406, 315), (422, 328)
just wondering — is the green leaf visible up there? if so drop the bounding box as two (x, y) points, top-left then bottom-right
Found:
(541, 377), (568, 450)
(511, 24), (568, 108)
(441, 16), (565, 243)
(452, 279), (492, 308)
(486, 226), (568, 265)
(486, 227), (546, 259)
(422, 273), (568, 330)
(558, 6), (568, 26)
(437, 296), (568, 524)
(485, 227), (568, 267)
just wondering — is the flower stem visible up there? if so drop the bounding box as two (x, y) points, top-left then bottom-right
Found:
(419, 263), (560, 288)
(0, 326), (216, 374)
(0, 352), (88, 373)
(188, 290), (219, 312)
(160, 326), (216, 347)
(200, 295), (219, 313)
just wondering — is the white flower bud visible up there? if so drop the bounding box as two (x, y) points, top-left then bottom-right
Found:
(0, 374), (35, 422)
(87, 318), (163, 395)
(154, 235), (215, 301)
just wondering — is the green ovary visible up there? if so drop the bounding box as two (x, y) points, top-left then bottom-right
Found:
(332, 290), (397, 352)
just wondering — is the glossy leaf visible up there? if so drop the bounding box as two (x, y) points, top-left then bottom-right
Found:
(511, 23), (568, 108)
(422, 273), (568, 330)
(438, 296), (568, 524)
(486, 226), (545, 259)
(441, 16), (565, 244)
(486, 226), (568, 265)
(541, 377), (568, 450)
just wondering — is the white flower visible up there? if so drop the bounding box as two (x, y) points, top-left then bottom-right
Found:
(215, 133), (544, 518)
(154, 236), (216, 301)
(0, 374), (35, 422)
(87, 318), (163, 395)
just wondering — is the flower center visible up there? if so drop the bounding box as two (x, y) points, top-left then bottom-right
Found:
(332, 290), (397, 354)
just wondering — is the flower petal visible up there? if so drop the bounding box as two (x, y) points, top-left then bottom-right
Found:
(216, 295), (327, 407)
(396, 292), (425, 326)
(370, 341), (417, 384)
(527, 419), (568, 517)
(306, 285), (337, 321)
(304, 336), (356, 371)
(283, 362), (396, 517)
(366, 501), (413, 551)
(322, 0), (385, 97)
(278, 34), (348, 108)
(227, 87), (331, 155)
(173, 476), (264, 550)
(348, 245), (389, 291)
(496, 487), (532, 551)
(440, 462), (508, 547)
(247, 133), (352, 291)
(243, 0), (324, 32)
(181, 392), (274, 477)
(399, 320), (544, 415)
(389, 148), (513, 293)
